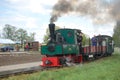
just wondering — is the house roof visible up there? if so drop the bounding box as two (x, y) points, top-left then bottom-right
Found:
(0, 39), (15, 44)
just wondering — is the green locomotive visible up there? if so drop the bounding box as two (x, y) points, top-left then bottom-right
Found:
(40, 23), (114, 67)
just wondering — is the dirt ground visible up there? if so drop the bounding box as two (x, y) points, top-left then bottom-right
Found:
(0, 51), (41, 66)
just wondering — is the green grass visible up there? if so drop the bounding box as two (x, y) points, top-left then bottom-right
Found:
(1, 49), (120, 80)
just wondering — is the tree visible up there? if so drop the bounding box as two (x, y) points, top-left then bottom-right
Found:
(29, 32), (36, 41)
(2, 24), (17, 41)
(82, 34), (90, 46)
(25, 32), (36, 42)
(43, 26), (60, 43)
(15, 28), (28, 47)
(113, 21), (120, 47)
(2, 24), (36, 45)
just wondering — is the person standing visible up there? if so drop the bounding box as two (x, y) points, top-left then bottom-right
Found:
(91, 35), (97, 52)
(77, 32), (83, 53)
(91, 35), (97, 46)
(25, 43), (29, 51)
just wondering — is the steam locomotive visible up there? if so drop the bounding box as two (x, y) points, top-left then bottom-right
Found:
(40, 23), (114, 67)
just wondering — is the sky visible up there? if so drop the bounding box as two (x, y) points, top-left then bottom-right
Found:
(0, 0), (115, 43)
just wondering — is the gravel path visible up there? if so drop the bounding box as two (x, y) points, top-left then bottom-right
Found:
(0, 51), (41, 66)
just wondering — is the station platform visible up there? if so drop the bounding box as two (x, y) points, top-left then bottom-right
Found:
(0, 62), (41, 77)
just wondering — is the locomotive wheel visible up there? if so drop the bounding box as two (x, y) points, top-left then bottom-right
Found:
(60, 57), (67, 66)
(60, 57), (75, 67)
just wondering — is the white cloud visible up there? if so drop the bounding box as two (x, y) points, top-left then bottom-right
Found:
(6, 0), (58, 6)
(33, 23), (49, 42)
(6, 0), (58, 14)
(25, 18), (39, 28)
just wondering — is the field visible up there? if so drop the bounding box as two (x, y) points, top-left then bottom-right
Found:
(1, 48), (120, 80)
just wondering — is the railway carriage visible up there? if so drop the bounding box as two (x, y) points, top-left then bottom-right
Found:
(83, 35), (114, 60)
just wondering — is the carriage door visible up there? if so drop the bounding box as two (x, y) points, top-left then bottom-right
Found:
(107, 38), (113, 54)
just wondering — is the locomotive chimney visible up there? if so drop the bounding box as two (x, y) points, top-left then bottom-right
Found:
(49, 23), (55, 42)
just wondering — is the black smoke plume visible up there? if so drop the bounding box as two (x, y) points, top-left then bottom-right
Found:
(50, 0), (120, 24)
